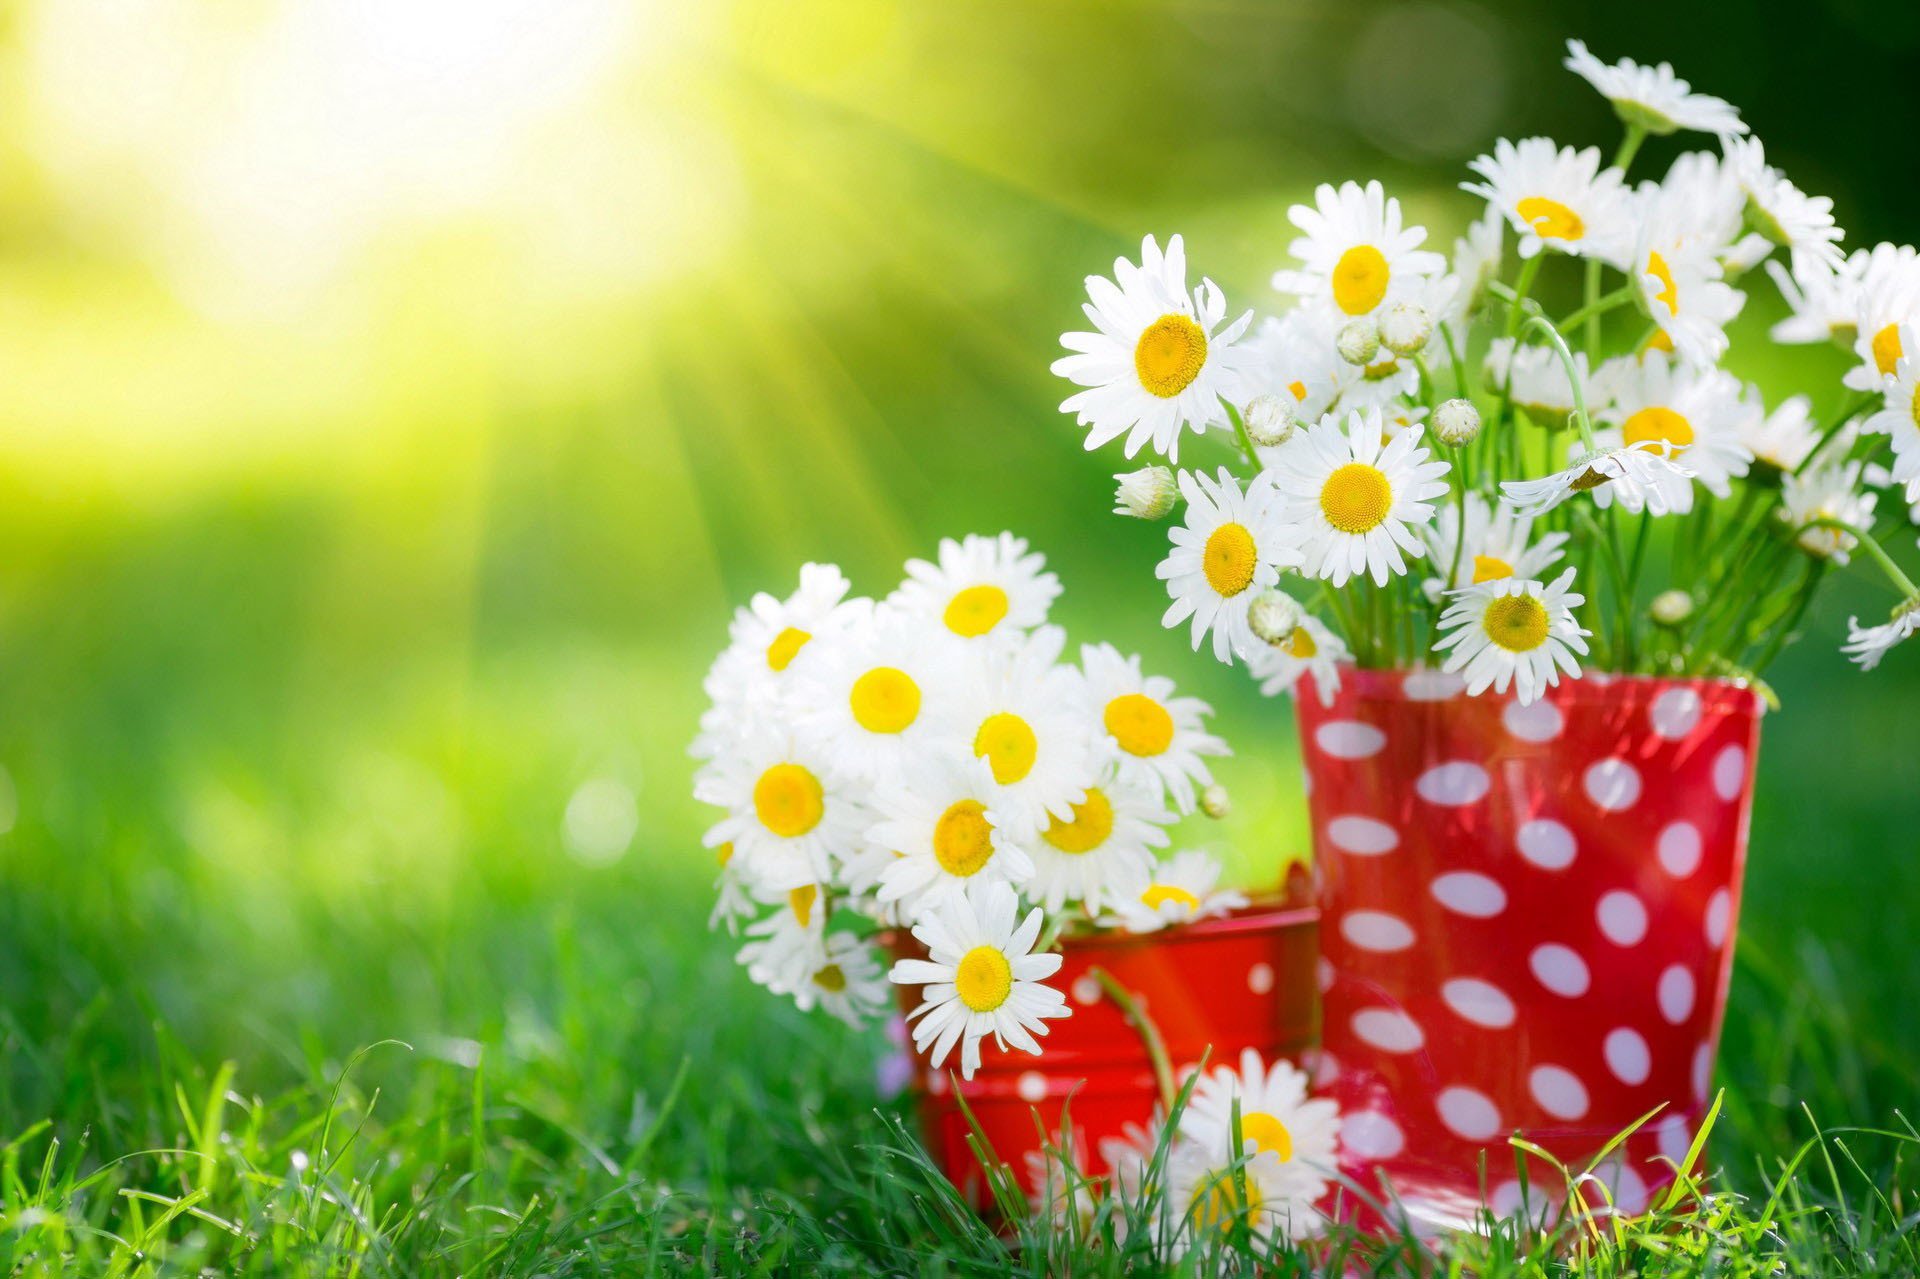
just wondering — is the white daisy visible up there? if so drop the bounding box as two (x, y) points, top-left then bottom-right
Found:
(736, 882), (830, 994)
(872, 753), (1034, 916)
(889, 532), (1061, 646)
(1098, 1117), (1167, 1207)
(1844, 253), (1920, 393)
(1272, 180), (1446, 319)
(1484, 336), (1589, 429)
(1173, 1050), (1341, 1244)
(1845, 597), (1920, 669)
(793, 932), (892, 1027)
(1464, 137), (1635, 266)
(1500, 441), (1695, 517)
(1433, 568), (1591, 705)
(947, 624), (1097, 834)
(1156, 468), (1303, 664)
(695, 730), (871, 893)
(1630, 157), (1747, 366)
(788, 605), (958, 784)
(1267, 407), (1452, 587)
(1078, 642), (1228, 813)
(1054, 234), (1260, 461)
(1781, 461), (1878, 564)
(1247, 306), (1351, 423)
(1563, 40), (1746, 137)
(1860, 322), (1920, 495)
(1025, 769), (1169, 915)
(1105, 849), (1249, 934)
(1243, 612), (1349, 707)
(1024, 1143), (1097, 1232)
(1452, 206), (1505, 314)
(887, 878), (1069, 1079)
(1740, 391), (1820, 472)
(1591, 353), (1752, 500)
(1725, 137), (1844, 282)
(1420, 490), (1569, 599)
(691, 563), (859, 761)
(709, 843), (757, 934)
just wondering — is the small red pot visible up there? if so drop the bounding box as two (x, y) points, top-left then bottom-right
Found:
(893, 897), (1320, 1206)
(1295, 667), (1762, 1228)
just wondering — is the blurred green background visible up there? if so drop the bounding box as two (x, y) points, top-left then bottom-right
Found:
(0, 0), (1914, 1186)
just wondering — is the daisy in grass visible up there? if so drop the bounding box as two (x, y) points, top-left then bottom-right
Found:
(889, 532), (1060, 647)
(1272, 180), (1446, 320)
(1741, 391), (1820, 473)
(1023, 1141), (1098, 1232)
(1099, 1117), (1165, 1206)
(1419, 491), (1569, 599)
(1268, 407), (1451, 588)
(1484, 337), (1588, 429)
(1248, 307), (1350, 423)
(1591, 353), (1752, 501)
(888, 878), (1069, 1079)
(1782, 462), (1878, 564)
(1025, 770), (1169, 914)
(1173, 1051), (1341, 1244)
(1464, 137), (1634, 267)
(1859, 323), (1920, 493)
(791, 932), (891, 1027)
(949, 625), (1096, 833)
(1106, 849), (1249, 934)
(696, 732), (870, 892)
(1434, 568), (1590, 705)
(735, 881), (829, 992)
(1724, 137), (1844, 282)
(692, 563), (857, 761)
(1244, 611), (1348, 706)
(1078, 642), (1228, 813)
(789, 605), (956, 783)
(1563, 40), (1745, 137)
(1053, 234), (1258, 461)
(872, 753), (1033, 913)
(1630, 156), (1746, 366)
(1157, 468), (1303, 664)
(1844, 598), (1920, 670)
(1500, 440), (1694, 517)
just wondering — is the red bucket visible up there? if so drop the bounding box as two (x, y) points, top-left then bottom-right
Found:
(894, 898), (1320, 1206)
(1295, 667), (1761, 1228)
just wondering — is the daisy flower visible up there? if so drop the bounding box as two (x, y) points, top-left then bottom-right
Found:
(1629, 159), (1746, 366)
(1025, 770), (1170, 914)
(691, 563), (859, 761)
(1098, 1116), (1166, 1207)
(1591, 353), (1752, 499)
(872, 754), (1034, 915)
(889, 532), (1061, 647)
(1859, 323), (1920, 494)
(947, 624), (1097, 833)
(695, 732), (872, 892)
(1781, 462), (1878, 564)
(1156, 468), (1303, 664)
(1053, 234), (1259, 461)
(1105, 849), (1249, 934)
(1844, 597), (1920, 670)
(1244, 612), (1349, 707)
(792, 932), (892, 1027)
(1501, 441), (1694, 517)
(1484, 337), (1589, 429)
(1724, 137), (1844, 282)
(887, 878), (1069, 1079)
(1078, 642), (1228, 813)
(1844, 256), (1920, 393)
(709, 844), (756, 934)
(1433, 568), (1591, 705)
(1740, 391), (1820, 473)
(1336, 274), (1461, 409)
(1247, 306), (1350, 423)
(736, 882), (830, 994)
(1419, 491), (1569, 599)
(788, 605), (957, 784)
(1272, 180), (1445, 319)
(1267, 407), (1452, 587)
(1023, 1143), (1098, 1232)
(1563, 40), (1746, 137)
(1174, 1051), (1341, 1243)
(1767, 249), (1870, 346)
(1464, 137), (1634, 266)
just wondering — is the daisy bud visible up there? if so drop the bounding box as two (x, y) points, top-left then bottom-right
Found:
(1199, 784), (1231, 819)
(1112, 466), (1178, 520)
(1651, 590), (1694, 627)
(1378, 302), (1433, 356)
(1244, 394), (1295, 448)
(1247, 589), (1304, 646)
(1434, 398), (1482, 447)
(1336, 317), (1381, 367)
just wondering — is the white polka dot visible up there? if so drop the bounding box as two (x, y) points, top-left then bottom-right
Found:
(1341, 910), (1416, 952)
(1657, 1115), (1693, 1163)
(927, 1070), (948, 1095)
(1309, 1048), (1340, 1086)
(1583, 758), (1642, 812)
(1430, 871), (1508, 918)
(1071, 975), (1102, 1006)
(1502, 698), (1565, 743)
(1529, 944), (1591, 997)
(1657, 965), (1696, 1025)
(1016, 1071), (1048, 1102)
(1436, 1086), (1502, 1141)
(1603, 1028), (1651, 1085)
(1351, 1007), (1425, 1053)
(1712, 746), (1747, 801)
(1327, 815), (1399, 856)
(1649, 687), (1703, 739)
(1316, 957), (1336, 993)
(1704, 888), (1732, 947)
(1316, 721), (1387, 759)
(1657, 822), (1702, 878)
(1416, 762), (1491, 806)
(1490, 1178), (1556, 1224)
(1341, 1110), (1406, 1160)
(1591, 1159), (1648, 1214)
(1597, 891), (1649, 946)
(1692, 1042), (1714, 1100)
(1402, 669), (1464, 701)
(1528, 1064), (1590, 1119)
(1247, 962), (1275, 995)
(1441, 977), (1516, 1028)
(1516, 819), (1576, 870)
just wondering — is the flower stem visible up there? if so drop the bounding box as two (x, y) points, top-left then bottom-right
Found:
(1558, 285), (1639, 338)
(1792, 392), (1877, 477)
(1221, 396), (1261, 475)
(1088, 966), (1176, 1115)
(1520, 314), (1597, 449)
(1803, 517), (1920, 597)
(1613, 123), (1648, 175)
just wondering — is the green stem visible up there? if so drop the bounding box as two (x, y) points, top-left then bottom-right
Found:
(1613, 123), (1648, 175)
(1803, 518), (1920, 597)
(1221, 396), (1261, 475)
(1441, 322), (1470, 398)
(1559, 285), (1639, 339)
(1520, 314), (1597, 449)
(1749, 562), (1827, 673)
(1793, 392), (1878, 477)
(1088, 967), (1176, 1115)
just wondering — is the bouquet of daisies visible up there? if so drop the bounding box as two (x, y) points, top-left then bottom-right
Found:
(1054, 41), (1920, 705)
(689, 537), (1253, 1080)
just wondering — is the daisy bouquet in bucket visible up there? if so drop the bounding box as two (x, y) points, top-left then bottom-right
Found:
(1054, 40), (1920, 701)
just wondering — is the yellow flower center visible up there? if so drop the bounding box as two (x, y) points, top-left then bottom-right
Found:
(1471, 554), (1515, 583)
(1331, 244), (1390, 316)
(943, 584), (1009, 638)
(1287, 378), (1308, 401)
(954, 945), (1014, 1012)
(1134, 314), (1208, 398)
(1319, 462), (1394, 534)
(1516, 195), (1585, 242)
(1874, 322), (1904, 377)
(1189, 1169), (1264, 1233)
(1646, 251), (1680, 314)
(811, 964), (847, 992)
(1286, 625), (1318, 659)
(849, 666), (921, 734)
(1622, 405), (1695, 457)
(1043, 788), (1115, 855)
(1363, 357), (1400, 381)
(1642, 329), (1675, 356)
(1202, 522), (1258, 597)
(753, 763), (824, 838)
(932, 799), (995, 877)
(1104, 693), (1174, 757)
(1240, 1112), (1295, 1162)
(1910, 382), (1920, 430)
(1483, 594), (1551, 652)
(766, 626), (811, 672)
(973, 712), (1039, 785)
(788, 884), (818, 927)
(1141, 883), (1201, 911)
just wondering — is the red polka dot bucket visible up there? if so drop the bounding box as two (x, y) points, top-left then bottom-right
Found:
(1295, 666), (1762, 1228)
